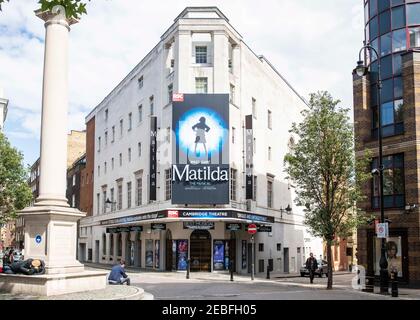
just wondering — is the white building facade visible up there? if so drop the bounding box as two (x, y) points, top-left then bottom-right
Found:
(79, 7), (322, 275)
(0, 88), (8, 132)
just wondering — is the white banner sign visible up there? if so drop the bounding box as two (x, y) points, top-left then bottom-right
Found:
(377, 223), (389, 238)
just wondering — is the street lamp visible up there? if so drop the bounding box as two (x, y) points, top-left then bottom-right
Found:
(280, 204), (292, 219)
(356, 45), (388, 294)
(105, 198), (116, 212)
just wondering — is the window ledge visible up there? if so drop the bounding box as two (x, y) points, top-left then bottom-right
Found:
(366, 131), (405, 143)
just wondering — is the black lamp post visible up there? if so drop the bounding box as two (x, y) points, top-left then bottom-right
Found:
(105, 198), (116, 212)
(280, 204), (292, 219)
(356, 45), (388, 294)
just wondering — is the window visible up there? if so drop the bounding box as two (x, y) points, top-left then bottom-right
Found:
(253, 137), (256, 154)
(119, 153), (122, 166)
(393, 53), (402, 75)
(128, 148), (132, 162)
(105, 131), (108, 146)
(232, 127), (235, 144)
(138, 105), (143, 123)
(165, 169), (172, 201)
(117, 184), (123, 210)
(380, 54), (392, 79)
(105, 109), (108, 122)
(138, 75), (143, 89)
(268, 147), (272, 161)
(409, 27), (420, 48)
(120, 119), (123, 137)
(195, 46), (207, 63)
(136, 176), (142, 206)
(138, 142), (142, 157)
(380, 32), (392, 57)
(150, 96), (154, 116)
(370, 16), (378, 40)
(253, 175), (257, 201)
(379, 10), (390, 36)
(373, 100), (404, 137)
(96, 193), (100, 215)
(164, 127), (170, 143)
(195, 78), (208, 93)
(112, 126), (115, 142)
(111, 158), (114, 170)
(393, 28), (407, 53)
(391, 0), (404, 6)
(372, 154), (405, 209)
(259, 243), (264, 252)
(102, 190), (107, 214)
(110, 188), (115, 212)
(168, 84), (173, 103)
(267, 180), (273, 208)
(98, 165), (100, 177)
(128, 113), (132, 131)
(72, 174), (76, 186)
(230, 168), (237, 201)
(97, 137), (101, 152)
(252, 98), (257, 118)
(258, 259), (265, 273)
(391, 6), (405, 30)
(72, 194), (76, 208)
(407, 3), (420, 26)
(127, 182), (132, 209)
(230, 84), (235, 104)
(268, 110), (272, 129)
(104, 162), (107, 174)
(369, 0), (377, 18)
(277, 243), (281, 251)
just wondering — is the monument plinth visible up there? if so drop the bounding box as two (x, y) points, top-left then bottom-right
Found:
(0, 5), (107, 296)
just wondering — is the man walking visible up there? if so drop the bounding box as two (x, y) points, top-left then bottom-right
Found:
(305, 253), (318, 284)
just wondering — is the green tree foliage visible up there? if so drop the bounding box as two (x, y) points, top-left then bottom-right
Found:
(0, 0), (91, 19)
(0, 132), (33, 224)
(284, 91), (371, 289)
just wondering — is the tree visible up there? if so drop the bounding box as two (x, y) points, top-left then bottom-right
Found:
(284, 91), (371, 289)
(0, 132), (33, 225)
(0, 0), (91, 19)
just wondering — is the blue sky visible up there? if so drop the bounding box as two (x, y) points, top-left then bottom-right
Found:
(0, 0), (363, 167)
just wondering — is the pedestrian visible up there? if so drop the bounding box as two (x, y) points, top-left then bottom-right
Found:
(108, 260), (130, 285)
(305, 253), (318, 284)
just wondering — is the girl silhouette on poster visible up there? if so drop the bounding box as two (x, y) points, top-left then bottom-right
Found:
(192, 117), (210, 157)
(386, 240), (402, 277)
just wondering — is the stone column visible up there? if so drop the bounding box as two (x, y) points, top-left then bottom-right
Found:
(121, 232), (128, 263)
(105, 233), (111, 263)
(18, 6), (85, 275)
(213, 31), (229, 93)
(175, 30), (191, 93)
(113, 234), (118, 262)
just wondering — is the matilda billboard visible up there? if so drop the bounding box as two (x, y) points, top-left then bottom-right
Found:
(172, 94), (229, 204)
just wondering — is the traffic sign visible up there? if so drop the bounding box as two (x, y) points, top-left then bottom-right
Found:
(247, 223), (257, 235)
(35, 234), (42, 244)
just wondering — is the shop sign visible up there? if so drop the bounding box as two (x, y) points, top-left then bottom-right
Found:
(226, 223), (242, 231)
(245, 114), (253, 199)
(100, 210), (167, 226)
(152, 223), (166, 230)
(149, 116), (158, 201)
(183, 221), (215, 230)
(130, 226), (143, 232)
(257, 225), (272, 232)
(179, 210), (229, 219)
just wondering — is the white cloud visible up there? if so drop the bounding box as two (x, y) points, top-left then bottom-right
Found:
(0, 0), (364, 165)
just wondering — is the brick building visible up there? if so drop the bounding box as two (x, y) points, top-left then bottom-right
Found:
(353, 0), (420, 286)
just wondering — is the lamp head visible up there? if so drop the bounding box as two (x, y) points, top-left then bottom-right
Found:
(285, 204), (292, 213)
(356, 60), (368, 77)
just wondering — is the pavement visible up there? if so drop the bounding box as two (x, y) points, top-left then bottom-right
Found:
(2, 263), (420, 300)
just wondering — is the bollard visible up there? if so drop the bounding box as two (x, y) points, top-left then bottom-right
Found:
(186, 258), (190, 279)
(363, 275), (374, 293)
(230, 261), (234, 282)
(391, 272), (398, 297)
(266, 265), (270, 279)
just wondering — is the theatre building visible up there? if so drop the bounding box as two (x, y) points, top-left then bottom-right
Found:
(78, 7), (322, 274)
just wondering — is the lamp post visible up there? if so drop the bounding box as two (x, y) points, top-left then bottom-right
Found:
(105, 198), (117, 212)
(355, 45), (388, 294)
(280, 204), (292, 219)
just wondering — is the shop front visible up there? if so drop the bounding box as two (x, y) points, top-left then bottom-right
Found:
(100, 208), (273, 273)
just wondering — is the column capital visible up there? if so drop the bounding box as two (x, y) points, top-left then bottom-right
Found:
(35, 5), (78, 31)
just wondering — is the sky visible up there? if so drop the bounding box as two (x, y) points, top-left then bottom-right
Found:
(0, 0), (364, 167)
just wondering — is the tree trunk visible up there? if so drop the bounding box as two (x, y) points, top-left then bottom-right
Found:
(327, 240), (333, 289)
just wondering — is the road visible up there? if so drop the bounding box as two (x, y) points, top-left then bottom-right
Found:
(127, 271), (399, 300)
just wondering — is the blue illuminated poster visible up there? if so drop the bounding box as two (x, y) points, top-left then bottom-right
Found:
(146, 239), (153, 268)
(155, 240), (160, 269)
(213, 240), (225, 270)
(172, 94), (230, 204)
(177, 240), (188, 270)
